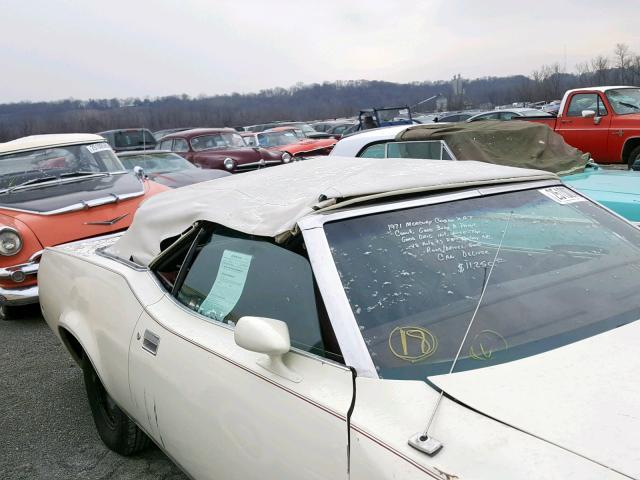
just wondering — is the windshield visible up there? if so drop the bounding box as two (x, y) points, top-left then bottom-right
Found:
(257, 131), (300, 147)
(0, 143), (125, 190)
(190, 133), (246, 151)
(293, 124), (315, 135)
(114, 130), (156, 148)
(605, 88), (640, 115)
(324, 187), (640, 380)
(119, 152), (194, 173)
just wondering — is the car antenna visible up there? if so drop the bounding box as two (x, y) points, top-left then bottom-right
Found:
(408, 211), (514, 456)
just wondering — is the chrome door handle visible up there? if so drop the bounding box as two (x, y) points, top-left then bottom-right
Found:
(142, 330), (160, 356)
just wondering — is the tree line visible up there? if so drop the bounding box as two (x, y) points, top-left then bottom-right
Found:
(0, 43), (638, 142)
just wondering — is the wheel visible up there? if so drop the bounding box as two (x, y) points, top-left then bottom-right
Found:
(627, 145), (640, 170)
(82, 356), (151, 455)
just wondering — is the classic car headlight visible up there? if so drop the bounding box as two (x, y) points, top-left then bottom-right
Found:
(223, 157), (236, 170)
(0, 228), (22, 256)
(281, 152), (292, 163)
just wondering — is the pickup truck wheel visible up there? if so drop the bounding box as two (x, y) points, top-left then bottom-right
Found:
(628, 145), (640, 169)
(82, 356), (151, 455)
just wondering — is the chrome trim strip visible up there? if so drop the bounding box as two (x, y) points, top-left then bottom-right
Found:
(0, 189), (145, 215)
(236, 160), (282, 170)
(0, 262), (39, 278)
(0, 285), (38, 305)
(95, 246), (148, 272)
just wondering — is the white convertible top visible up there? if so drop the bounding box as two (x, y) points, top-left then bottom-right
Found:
(0, 133), (106, 155)
(107, 156), (557, 265)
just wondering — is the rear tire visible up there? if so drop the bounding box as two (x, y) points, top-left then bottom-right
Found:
(82, 356), (151, 455)
(627, 145), (640, 169)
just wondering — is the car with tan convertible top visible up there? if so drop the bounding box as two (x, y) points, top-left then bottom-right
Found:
(40, 157), (640, 479)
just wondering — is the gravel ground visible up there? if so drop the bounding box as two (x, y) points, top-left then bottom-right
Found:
(0, 307), (187, 480)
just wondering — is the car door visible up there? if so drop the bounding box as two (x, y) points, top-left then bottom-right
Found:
(128, 225), (354, 480)
(556, 92), (612, 161)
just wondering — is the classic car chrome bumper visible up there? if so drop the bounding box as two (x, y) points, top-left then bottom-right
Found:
(0, 252), (41, 306)
(0, 284), (39, 306)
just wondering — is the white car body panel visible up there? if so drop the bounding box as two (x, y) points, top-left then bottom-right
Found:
(431, 319), (640, 477)
(351, 378), (622, 479)
(330, 126), (408, 157)
(129, 296), (353, 480)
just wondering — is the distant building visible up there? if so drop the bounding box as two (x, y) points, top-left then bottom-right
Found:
(449, 74), (466, 110)
(435, 96), (448, 112)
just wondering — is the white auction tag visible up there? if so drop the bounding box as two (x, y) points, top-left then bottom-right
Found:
(538, 186), (586, 205)
(85, 142), (112, 154)
(198, 250), (252, 322)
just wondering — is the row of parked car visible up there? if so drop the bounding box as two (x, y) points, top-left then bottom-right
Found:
(3, 84), (640, 480)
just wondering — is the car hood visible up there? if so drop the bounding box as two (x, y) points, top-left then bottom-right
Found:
(148, 169), (229, 188)
(272, 139), (336, 155)
(0, 173), (144, 213)
(563, 169), (640, 222)
(429, 319), (640, 478)
(563, 169), (640, 196)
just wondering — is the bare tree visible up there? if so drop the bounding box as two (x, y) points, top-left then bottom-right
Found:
(614, 43), (632, 84)
(575, 61), (592, 83)
(591, 55), (610, 85)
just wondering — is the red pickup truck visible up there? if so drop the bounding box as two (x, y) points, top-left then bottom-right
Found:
(525, 86), (640, 166)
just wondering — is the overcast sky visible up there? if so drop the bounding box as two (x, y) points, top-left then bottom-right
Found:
(1, 0), (638, 103)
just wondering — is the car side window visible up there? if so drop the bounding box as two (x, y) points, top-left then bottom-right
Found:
(173, 139), (189, 152)
(159, 139), (173, 150)
(359, 143), (386, 158)
(567, 93), (598, 117)
(500, 112), (517, 120)
(160, 226), (337, 360)
(473, 112), (500, 121)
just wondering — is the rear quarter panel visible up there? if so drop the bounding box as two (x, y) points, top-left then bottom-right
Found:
(39, 244), (164, 414)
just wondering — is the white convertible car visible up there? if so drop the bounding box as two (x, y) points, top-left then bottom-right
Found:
(40, 157), (640, 479)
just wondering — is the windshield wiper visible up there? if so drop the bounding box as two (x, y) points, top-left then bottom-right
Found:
(619, 101), (640, 110)
(409, 211), (514, 456)
(2, 176), (59, 193)
(0, 172), (110, 194)
(59, 171), (110, 179)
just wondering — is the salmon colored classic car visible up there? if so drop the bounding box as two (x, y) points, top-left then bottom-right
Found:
(241, 126), (336, 157)
(0, 134), (168, 318)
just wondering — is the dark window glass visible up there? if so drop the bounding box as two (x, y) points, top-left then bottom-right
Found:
(174, 228), (330, 358)
(159, 139), (173, 150)
(173, 139), (189, 152)
(359, 143), (386, 158)
(325, 187), (640, 380)
(114, 130), (156, 148)
(567, 94), (598, 117)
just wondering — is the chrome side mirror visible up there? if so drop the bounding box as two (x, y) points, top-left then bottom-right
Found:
(133, 165), (146, 180)
(581, 110), (596, 118)
(235, 316), (301, 382)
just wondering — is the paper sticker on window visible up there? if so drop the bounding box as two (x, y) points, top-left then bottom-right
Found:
(538, 187), (586, 205)
(198, 250), (252, 322)
(85, 142), (112, 154)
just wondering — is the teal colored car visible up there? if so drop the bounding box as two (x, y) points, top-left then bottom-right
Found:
(563, 167), (640, 225)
